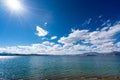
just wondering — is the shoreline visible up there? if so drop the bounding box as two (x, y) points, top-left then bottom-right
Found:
(3, 76), (120, 80)
(19, 76), (120, 80)
(44, 76), (120, 80)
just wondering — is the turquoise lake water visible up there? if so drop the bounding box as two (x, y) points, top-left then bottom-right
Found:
(0, 56), (120, 79)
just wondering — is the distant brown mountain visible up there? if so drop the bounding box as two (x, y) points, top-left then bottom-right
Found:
(79, 51), (120, 56)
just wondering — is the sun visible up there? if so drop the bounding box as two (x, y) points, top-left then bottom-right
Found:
(5, 0), (23, 13)
(7, 0), (21, 10)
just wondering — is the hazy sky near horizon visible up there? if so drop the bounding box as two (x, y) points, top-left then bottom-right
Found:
(0, 0), (120, 54)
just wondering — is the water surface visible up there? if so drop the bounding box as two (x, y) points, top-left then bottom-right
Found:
(0, 56), (120, 80)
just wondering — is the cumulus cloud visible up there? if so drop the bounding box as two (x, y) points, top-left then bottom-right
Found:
(42, 41), (55, 46)
(58, 24), (120, 53)
(0, 41), (87, 55)
(0, 42), (64, 55)
(0, 23), (120, 55)
(35, 26), (48, 37)
(58, 29), (89, 44)
(51, 36), (57, 40)
(0, 48), (6, 53)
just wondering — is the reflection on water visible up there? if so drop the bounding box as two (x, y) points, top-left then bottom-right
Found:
(0, 56), (17, 59)
(0, 56), (120, 79)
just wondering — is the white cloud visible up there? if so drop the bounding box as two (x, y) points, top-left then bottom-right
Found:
(0, 43), (63, 55)
(101, 26), (109, 31)
(116, 42), (120, 47)
(44, 22), (48, 26)
(58, 29), (89, 44)
(58, 24), (120, 53)
(0, 42), (86, 55)
(101, 19), (111, 27)
(51, 36), (57, 40)
(35, 26), (48, 37)
(0, 23), (120, 55)
(42, 41), (55, 46)
(0, 48), (6, 53)
(59, 24), (120, 46)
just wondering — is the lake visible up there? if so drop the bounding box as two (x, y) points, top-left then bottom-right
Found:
(0, 56), (120, 80)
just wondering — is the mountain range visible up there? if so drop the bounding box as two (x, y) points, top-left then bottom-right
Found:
(0, 51), (120, 56)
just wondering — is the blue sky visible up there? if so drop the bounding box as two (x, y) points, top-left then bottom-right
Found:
(0, 0), (120, 54)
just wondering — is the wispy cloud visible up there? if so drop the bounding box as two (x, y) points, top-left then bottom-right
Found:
(101, 19), (111, 27)
(82, 18), (92, 26)
(35, 26), (48, 37)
